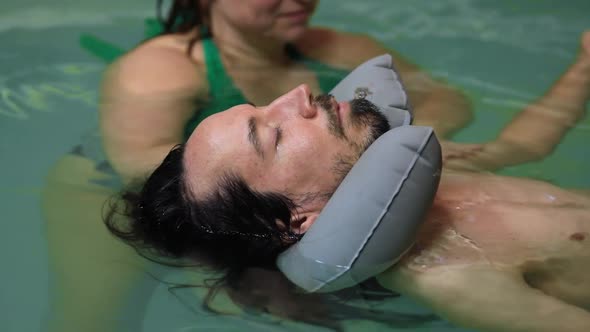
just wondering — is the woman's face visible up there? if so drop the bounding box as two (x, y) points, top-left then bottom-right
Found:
(210, 0), (319, 41)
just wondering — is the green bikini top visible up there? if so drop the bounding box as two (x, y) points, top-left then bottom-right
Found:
(78, 19), (349, 141)
(185, 38), (349, 138)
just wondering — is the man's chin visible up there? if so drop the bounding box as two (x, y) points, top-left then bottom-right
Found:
(349, 98), (391, 145)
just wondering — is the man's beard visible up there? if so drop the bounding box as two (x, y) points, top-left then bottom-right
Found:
(349, 98), (391, 151)
(313, 95), (390, 149)
(313, 95), (391, 182)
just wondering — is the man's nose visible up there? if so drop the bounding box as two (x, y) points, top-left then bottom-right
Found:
(267, 84), (317, 119)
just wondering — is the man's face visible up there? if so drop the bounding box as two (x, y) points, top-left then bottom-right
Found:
(183, 84), (388, 230)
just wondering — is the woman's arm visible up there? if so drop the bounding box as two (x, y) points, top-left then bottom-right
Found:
(300, 28), (473, 139)
(100, 42), (206, 181)
(381, 43), (474, 139)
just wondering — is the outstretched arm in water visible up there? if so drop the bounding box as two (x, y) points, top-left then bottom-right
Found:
(444, 31), (590, 172)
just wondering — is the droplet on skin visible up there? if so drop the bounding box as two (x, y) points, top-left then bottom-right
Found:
(443, 229), (458, 238)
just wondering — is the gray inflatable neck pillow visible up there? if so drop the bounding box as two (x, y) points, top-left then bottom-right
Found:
(277, 54), (442, 293)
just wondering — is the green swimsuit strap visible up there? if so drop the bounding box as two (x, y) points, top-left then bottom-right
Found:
(201, 38), (248, 106)
(285, 44), (350, 92)
(183, 41), (350, 137)
(182, 38), (249, 138)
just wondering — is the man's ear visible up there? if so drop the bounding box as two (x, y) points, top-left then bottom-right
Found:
(290, 211), (320, 234)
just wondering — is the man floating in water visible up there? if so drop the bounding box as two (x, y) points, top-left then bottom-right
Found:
(105, 32), (590, 332)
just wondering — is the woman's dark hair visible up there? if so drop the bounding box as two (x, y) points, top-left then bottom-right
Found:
(104, 144), (437, 330)
(156, 0), (210, 55)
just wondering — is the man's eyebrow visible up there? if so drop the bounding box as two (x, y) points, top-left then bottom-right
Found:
(247, 116), (265, 159)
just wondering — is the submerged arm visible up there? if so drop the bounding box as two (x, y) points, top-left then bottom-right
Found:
(372, 36), (473, 138)
(444, 43), (590, 172)
(300, 28), (473, 139)
(378, 265), (590, 332)
(388, 55), (473, 139)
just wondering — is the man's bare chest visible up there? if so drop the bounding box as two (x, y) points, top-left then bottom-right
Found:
(404, 173), (590, 272)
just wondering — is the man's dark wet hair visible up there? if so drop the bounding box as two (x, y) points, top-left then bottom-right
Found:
(104, 144), (303, 279)
(104, 144), (437, 330)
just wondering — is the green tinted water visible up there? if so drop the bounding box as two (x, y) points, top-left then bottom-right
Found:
(1, 1), (588, 331)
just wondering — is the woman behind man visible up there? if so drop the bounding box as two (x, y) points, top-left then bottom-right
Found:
(45, 1), (471, 331)
(100, 0), (472, 180)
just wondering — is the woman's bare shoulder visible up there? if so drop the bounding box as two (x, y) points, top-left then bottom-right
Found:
(102, 34), (207, 97)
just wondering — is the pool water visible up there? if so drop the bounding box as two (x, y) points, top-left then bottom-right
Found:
(1, 1), (588, 331)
